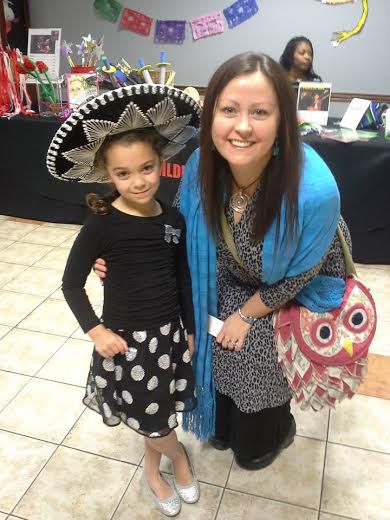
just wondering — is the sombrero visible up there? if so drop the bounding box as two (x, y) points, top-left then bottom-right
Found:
(46, 84), (201, 183)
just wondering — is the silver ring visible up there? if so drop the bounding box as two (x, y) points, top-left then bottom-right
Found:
(232, 340), (239, 346)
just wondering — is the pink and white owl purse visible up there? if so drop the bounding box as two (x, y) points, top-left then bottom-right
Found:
(274, 228), (377, 411)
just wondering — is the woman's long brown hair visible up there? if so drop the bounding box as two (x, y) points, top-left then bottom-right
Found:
(199, 52), (301, 242)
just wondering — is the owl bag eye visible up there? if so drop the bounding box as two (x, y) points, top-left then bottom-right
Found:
(343, 304), (368, 333)
(310, 319), (335, 347)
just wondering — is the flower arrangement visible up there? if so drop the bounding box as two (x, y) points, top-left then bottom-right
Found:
(15, 57), (57, 104)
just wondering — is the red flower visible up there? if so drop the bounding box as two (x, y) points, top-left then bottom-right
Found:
(36, 61), (48, 73)
(23, 57), (35, 72)
(15, 63), (26, 74)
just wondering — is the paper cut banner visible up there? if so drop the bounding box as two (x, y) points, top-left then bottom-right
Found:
(190, 12), (224, 40)
(93, 0), (122, 23)
(154, 20), (186, 44)
(223, 0), (259, 29)
(120, 8), (153, 36)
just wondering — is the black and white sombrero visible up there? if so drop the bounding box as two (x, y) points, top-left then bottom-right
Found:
(46, 84), (201, 183)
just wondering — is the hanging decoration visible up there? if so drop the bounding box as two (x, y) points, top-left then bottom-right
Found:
(223, 0), (259, 29)
(120, 8), (153, 36)
(320, 0), (369, 46)
(190, 12), (224, 41)
(93, 0), (122, 23)
(92, 1), (260, 43)
(154, 20), (186, 44)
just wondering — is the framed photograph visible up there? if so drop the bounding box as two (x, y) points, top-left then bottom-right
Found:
(66, 72), (99, 110)
(27, 27), (61, 79)
(297, 82), (332, 126)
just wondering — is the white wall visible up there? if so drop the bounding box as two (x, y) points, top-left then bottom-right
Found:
(29, 0), (389, 94)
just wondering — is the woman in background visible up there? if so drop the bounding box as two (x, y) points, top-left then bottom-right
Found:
(280, 36), (322, 84)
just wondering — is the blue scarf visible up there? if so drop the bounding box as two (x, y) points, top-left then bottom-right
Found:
(180, 144), (343, 441)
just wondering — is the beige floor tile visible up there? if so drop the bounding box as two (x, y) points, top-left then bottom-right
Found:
(58, 232), (79, 248)
(158, 427), (234, 487)
(63, 407), (144, 464)
(14, 446), (135, 520)
(0, 221), (40, 240)
(19, 227), (77, 247)
(0, 243), (54, 266)
(0, 430), (56, 513)
(36, 338), (93, 386)
(291, 401), (330, 441)
(17, 299), (79, 337)
(0, 378), (85, 443)
(0, 291), (45, 327)
(369, 319), (390, 357)
(3, 267), (63, 297)
(217, 490), (318, 520)
(113, 467), (223, 520)
(322, 443), (390, 519)
(227, 436), (325, 510)
(0, 325), (11, 339)
(0, 238), (14, 250)
(34, 247), (71, 270)
(319, 514), (357, 520)
(72, 326), (94, 341)
(0, 370), (30, 410)
(0, 329), (66, 375)
(0, 513), (6, 519)
(0, 262), (27, 288)
(42, 222), (82, 231)
(329, 394), (390, 453)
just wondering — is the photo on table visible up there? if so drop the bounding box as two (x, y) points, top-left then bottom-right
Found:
(297, 82), (332, 126)
(66, 72), (99, 110)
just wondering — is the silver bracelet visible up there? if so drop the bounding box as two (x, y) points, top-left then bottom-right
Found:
(238, 307), (258, 326)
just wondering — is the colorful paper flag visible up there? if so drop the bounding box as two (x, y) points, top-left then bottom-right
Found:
(190, 12), (224, 40)
(120, 8), (153, 36)
(154, 20), (186, 44)
(223, 0), (259, 29)
(93, 0), (122, 24)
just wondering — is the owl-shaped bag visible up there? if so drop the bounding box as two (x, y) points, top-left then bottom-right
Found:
(274, 228), (377, 411)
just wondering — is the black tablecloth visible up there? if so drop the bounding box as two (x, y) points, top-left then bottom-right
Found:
(304, 131), (390, 264)
(0, 116), (389, 264)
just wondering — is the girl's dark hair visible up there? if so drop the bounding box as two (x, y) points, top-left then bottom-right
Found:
(279, 36), (321, 81)
(86, 128), (166, 214)
(200, 52), (301, 242)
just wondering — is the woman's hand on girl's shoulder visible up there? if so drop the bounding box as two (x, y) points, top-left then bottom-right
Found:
(187, 333), (195, 355)
(93, 258), (107, 282)
(88, 324), (128, 358)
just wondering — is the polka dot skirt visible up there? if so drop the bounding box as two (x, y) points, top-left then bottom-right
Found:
(83, 318), (197, 437)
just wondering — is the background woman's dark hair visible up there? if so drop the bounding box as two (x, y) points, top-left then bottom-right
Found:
(86, 128), (166, 214)
(279, 36), (321, 81)
(200, 52), (301, 242)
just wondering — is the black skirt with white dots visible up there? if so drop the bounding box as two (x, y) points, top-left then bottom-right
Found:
(83, 317), (197, 437)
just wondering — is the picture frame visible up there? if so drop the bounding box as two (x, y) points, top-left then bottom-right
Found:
(27, 28), (61, 79)
(297, 82), (332, 126)
(66, 72), (99, 110)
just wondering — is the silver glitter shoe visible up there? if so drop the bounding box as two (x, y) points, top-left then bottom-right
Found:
(143, 471), (181, 517)
(172, 442), (200, 504)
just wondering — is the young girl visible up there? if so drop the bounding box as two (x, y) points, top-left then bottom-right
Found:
(48, 85), (201, 516)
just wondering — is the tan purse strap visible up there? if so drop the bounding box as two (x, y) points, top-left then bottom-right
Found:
(336, 226), (357, 276)
(220, 209), (244, 268)
(221, 208), (356, 277)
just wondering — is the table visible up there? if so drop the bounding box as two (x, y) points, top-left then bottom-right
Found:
(0, 116), (389, 264)
(304, 131), (390, 264)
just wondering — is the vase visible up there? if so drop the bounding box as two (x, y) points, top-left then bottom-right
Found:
(36, 81), (63, 118)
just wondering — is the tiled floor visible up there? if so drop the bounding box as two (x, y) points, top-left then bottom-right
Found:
(0, 215), (389, 520)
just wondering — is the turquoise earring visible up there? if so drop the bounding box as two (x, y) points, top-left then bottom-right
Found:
(272, 140), (280, 157)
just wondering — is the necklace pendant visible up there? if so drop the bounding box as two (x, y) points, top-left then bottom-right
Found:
(230, 190), (249, 213)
